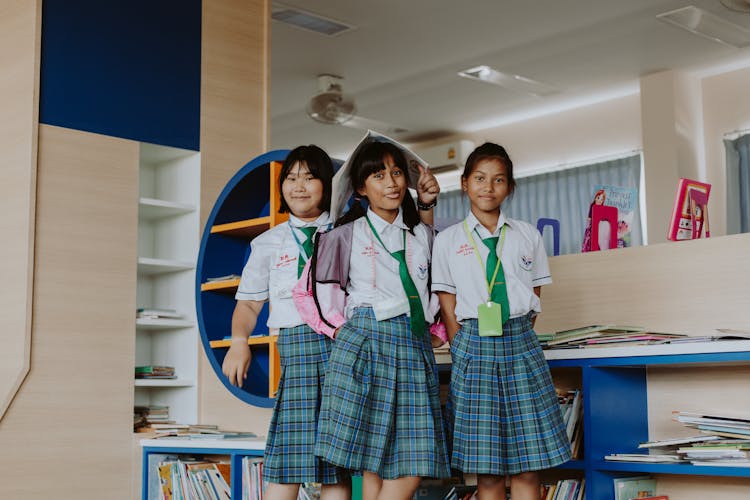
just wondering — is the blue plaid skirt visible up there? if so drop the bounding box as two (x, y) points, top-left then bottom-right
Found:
(450, 315), (571, 475)
(315, 308), (451, 480)
(263, 325), (348, 484)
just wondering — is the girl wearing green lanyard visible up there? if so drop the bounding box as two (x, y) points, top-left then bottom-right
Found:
(431, 143), (570, 500)
(223, 145), (350, 500)
(299, 139), (450, 500)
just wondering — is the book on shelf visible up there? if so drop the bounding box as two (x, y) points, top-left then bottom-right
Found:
(156, 458), (231, 500)
(547, 325), (645, 346)
(242, 456), (264, 500)
(674, 410), (750, 424)
(667, 178), (711, 241)
(612, 476), (656, 500)
(205, 274), (241, 282)
(690, 459), (750, 467)
(638, 435), (721, 448)
(135, 365), (176, 378)
(604, 453), (683, 463)
(713, 329), (750, 340)
(136, 307), (184, 319)
(134, 404), (171, 431)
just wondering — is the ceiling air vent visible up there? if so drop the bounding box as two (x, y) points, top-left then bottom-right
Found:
(657, 6), (750, 48)
(272, 4), (355, 37)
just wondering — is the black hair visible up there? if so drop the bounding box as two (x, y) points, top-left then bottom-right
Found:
(278, 144), (334, 213)
(461, 142), (517, 198)
(334, 141), (419, 232)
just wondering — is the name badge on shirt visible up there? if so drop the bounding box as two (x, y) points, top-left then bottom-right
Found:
(478, 302), (504, 337)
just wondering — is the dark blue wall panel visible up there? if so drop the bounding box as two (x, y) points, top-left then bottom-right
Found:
(40, 0), (201, 150)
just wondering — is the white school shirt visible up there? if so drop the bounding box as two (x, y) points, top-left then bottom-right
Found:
(346, 208), (433, 321)
(431, 211), (552, 323)
(235, 212), (332, 329)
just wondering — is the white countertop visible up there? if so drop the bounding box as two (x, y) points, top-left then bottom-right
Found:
(141, 437), (266, 450)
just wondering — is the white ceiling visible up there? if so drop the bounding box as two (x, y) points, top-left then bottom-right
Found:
(270, 0), (750, 158)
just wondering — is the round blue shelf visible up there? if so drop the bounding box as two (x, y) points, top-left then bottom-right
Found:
(196, 150), (290, 408)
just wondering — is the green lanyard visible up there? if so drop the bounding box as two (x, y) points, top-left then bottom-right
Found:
(365, 215), (405, 258)
(462, 220), (506, 296)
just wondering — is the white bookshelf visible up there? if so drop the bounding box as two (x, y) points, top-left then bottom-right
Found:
(135, 142), (200, 427)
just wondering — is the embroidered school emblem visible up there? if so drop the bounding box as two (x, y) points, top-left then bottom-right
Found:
(276, 253), (296, 268)
(456, 243), (474, 256)
(361, 245), (379, 257)
(417, 263), (428, 280)
(520, 255), (533, 270)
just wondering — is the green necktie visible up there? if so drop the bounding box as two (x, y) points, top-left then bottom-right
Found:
(390, 246), (426, 338)
(365, 216), (425, 338)
(297, 226), (317, 278)
(481, 236), (510, 324)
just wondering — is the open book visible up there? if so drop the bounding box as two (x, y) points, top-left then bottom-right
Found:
(330, 130), (430, 221)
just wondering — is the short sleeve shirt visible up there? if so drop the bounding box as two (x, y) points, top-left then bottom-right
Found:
(346, 208), (433, 321)
(431, 211), (552, 322)
(235, 212), (332, 329)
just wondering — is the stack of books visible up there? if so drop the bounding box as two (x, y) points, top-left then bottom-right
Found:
(667, 411), (750, 466)
(676, 441), (750, 467)
(152, 424), (257, 440)
(673, 411), (750, 440)
(135, 365), (176, 379)
(544, 325), (688, 349)
(134, 404), (171, 431)
(135, 307), (184, 319)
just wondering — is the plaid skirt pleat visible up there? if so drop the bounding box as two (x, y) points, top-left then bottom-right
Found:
(314, 308), (451, 480)
(263, 325), (348, 484)
(450, 315), (571, 475)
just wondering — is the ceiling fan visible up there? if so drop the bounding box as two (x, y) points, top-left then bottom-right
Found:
(305, 74), (410, 136)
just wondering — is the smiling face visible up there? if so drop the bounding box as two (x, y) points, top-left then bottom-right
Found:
(461, 157), (511, 217)
(281, 161), (325, 221)
(357, 154), (407, 222)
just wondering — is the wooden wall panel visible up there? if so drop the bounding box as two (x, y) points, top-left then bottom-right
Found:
(200, 0), (270, 227)
(198, 0), (274, 432)
(537, 233), (750, 335)
(0, 0), (41, 421)
(0, 125), (138, 499)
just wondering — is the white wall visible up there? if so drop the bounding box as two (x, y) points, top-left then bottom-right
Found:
(467, 93), (643, 175)
(421, 62), (750, 241)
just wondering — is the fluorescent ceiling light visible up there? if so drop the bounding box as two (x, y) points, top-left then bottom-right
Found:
(272, 3), (355, 36)
(457, 65), (558, 97)
(656, 6), (750, 48)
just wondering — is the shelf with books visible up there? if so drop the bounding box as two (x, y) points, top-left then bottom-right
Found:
(135, 143), (200, 428)
(542, 342), (750, 498)
(141, 437), (265, 500)
(196, 150), (290, 408)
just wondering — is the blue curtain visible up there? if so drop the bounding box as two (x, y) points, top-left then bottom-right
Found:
(725, 134), (750, 234)
(434, 154), (643, 255)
